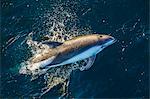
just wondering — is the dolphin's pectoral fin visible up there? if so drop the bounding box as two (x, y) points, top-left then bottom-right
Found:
(79, 55), (96, 71)
(42, 41), (63, 48)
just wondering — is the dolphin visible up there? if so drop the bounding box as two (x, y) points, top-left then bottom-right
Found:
(21, 34), (116, 73)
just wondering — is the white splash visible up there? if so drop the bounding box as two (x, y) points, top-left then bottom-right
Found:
(19, 2), (92, 98)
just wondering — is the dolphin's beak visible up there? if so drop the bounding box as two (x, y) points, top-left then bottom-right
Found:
(110, 37), (117, 44)
(101, 36), (116, 48)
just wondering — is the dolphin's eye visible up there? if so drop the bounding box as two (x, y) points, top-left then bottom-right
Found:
(100, 35), (103, 38)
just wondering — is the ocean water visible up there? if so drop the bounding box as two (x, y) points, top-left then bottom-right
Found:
(1, 0), (149, 98)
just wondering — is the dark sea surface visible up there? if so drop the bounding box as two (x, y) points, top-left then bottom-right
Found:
(1, 0), (149, 98)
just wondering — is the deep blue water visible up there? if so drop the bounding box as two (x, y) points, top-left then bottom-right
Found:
(1, 0), (149, 98)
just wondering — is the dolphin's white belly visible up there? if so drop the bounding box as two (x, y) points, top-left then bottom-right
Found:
(58, 45), (102, 65)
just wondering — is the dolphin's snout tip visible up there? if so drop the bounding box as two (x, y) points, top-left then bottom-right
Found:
(111, 37), (117, 43)
(102, 35), (116, 47)
(105, 36), (116, 43)
(110, 36), (115, 41)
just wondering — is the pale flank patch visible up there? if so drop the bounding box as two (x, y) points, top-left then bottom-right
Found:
(59, 45), (102, 65)
(27, 56), (56, 71)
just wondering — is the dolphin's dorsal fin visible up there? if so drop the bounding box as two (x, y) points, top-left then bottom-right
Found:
(42, 41), (63, 48)
(80, 55), (96, 71)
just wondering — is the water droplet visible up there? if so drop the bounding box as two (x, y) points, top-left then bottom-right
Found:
(142, 33), (145, 36)
(12, 16), (15, 19)
(9, 3), (13, 6)
(102, 19), (106, 23)
(120, 57), (123, 60)
(27, 5), (30, 7)
(141, 72), (144, 75)
(122, 47), (125, 52)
